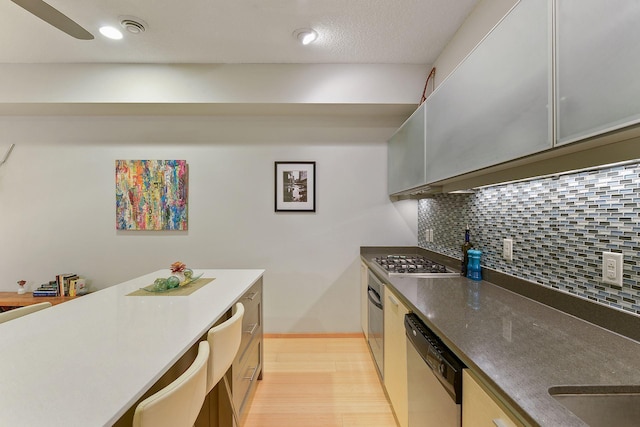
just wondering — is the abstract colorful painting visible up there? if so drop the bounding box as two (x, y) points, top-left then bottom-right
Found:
(115, 160), (188, 230)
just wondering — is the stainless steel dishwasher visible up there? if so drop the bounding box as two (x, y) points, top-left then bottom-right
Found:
(367, 270), (384, 378)
(405, 313), (464, 427)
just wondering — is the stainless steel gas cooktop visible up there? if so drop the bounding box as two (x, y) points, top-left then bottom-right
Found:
(372, 255), (459, 278)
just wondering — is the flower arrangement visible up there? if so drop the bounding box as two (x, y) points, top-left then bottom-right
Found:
(144, 262), (197, 292)
(171, 261), (193, 282)
(170, 261), (186, 274)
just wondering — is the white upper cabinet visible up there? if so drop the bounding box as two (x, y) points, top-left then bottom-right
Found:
(387, 102), (426, 195)
(556, 0), (640, 145)
(425, 0), (552, 184)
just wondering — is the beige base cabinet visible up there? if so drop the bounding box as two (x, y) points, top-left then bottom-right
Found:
(383, 286), (409, 427)
(233, 278), (263, 425)
(360, 261), (369, 339)
(462, 370), (523, 427)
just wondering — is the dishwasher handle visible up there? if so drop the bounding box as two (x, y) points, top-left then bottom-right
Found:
(367, 286), (383, 310)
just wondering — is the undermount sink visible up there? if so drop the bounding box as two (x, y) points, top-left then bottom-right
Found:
(549, 385), (640, 427)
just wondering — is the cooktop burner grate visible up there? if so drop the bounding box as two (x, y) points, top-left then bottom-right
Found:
(372, 255), (459, 277)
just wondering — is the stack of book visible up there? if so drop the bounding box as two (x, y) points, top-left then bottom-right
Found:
(33, 281), (60, 297)
(57, 273), (79, 297)
(33, 274), (80, 297)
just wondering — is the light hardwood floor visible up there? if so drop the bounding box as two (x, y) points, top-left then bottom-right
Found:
(243, 336), (398, 427)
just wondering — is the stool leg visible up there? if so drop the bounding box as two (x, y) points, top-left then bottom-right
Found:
(223, 375), (240, 427)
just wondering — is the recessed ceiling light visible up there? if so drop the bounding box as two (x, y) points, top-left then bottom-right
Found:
(99, 26), (123, 40)
(293, 28), (318, 45)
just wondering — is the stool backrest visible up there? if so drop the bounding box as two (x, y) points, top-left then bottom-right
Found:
(0, 302), (52, 325)
(133, 341), (210, 427)
(206, 302), (245, 392)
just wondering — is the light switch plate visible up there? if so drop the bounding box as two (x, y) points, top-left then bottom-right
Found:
(602, 251), (623, 286)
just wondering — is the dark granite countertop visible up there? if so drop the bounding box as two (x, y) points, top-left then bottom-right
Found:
(361, 248), (640, 427)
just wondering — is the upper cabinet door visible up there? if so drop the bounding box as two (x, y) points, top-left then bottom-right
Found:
(556, 1), (640, 145)
(425, 0), (552, 184)
(388, 102), (426, 195)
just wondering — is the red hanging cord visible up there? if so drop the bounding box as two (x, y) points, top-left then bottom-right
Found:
(420, 67), (436, 104)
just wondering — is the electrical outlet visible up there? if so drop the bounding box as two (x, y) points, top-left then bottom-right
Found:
(602, 252), (623, 286)
(503, 238), (513, 261)
(429, 229), (434, 242)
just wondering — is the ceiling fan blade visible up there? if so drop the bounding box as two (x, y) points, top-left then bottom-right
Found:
(11, 0), (94, 40)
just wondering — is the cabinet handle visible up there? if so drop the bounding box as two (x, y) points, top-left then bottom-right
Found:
(243, 365), (258, 381)
(244, 291), (258, 301)
(245, 323), (258, 335)
(388, 294), (399, 307)
(492, 419), (509, 427)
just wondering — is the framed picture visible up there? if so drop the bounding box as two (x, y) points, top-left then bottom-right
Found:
(115, 160), (188, 230)
(275, 161), (316, 212)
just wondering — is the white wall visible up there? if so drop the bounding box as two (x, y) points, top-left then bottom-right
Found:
(0, 116), (417, 333)
(0, 63), (426, 105)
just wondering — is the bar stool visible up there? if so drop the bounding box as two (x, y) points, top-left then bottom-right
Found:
(133, 341), (210, 427)
(0, 302), (52, 324)
(206, 302), (245, 425)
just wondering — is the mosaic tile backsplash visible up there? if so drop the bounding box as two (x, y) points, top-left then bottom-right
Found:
(418, 162), (640, 315)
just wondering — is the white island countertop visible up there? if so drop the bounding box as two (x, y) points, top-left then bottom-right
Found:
(0, 269), (264, 427)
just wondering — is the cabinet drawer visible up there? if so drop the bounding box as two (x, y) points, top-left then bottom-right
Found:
(238, 300), (261, 365)
(233, 338), (261, 416)
(237, 281), (262, 363)
(239, 283), (261, 314)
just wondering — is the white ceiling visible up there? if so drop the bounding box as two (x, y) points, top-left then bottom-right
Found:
(0, 0), (479, 64)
